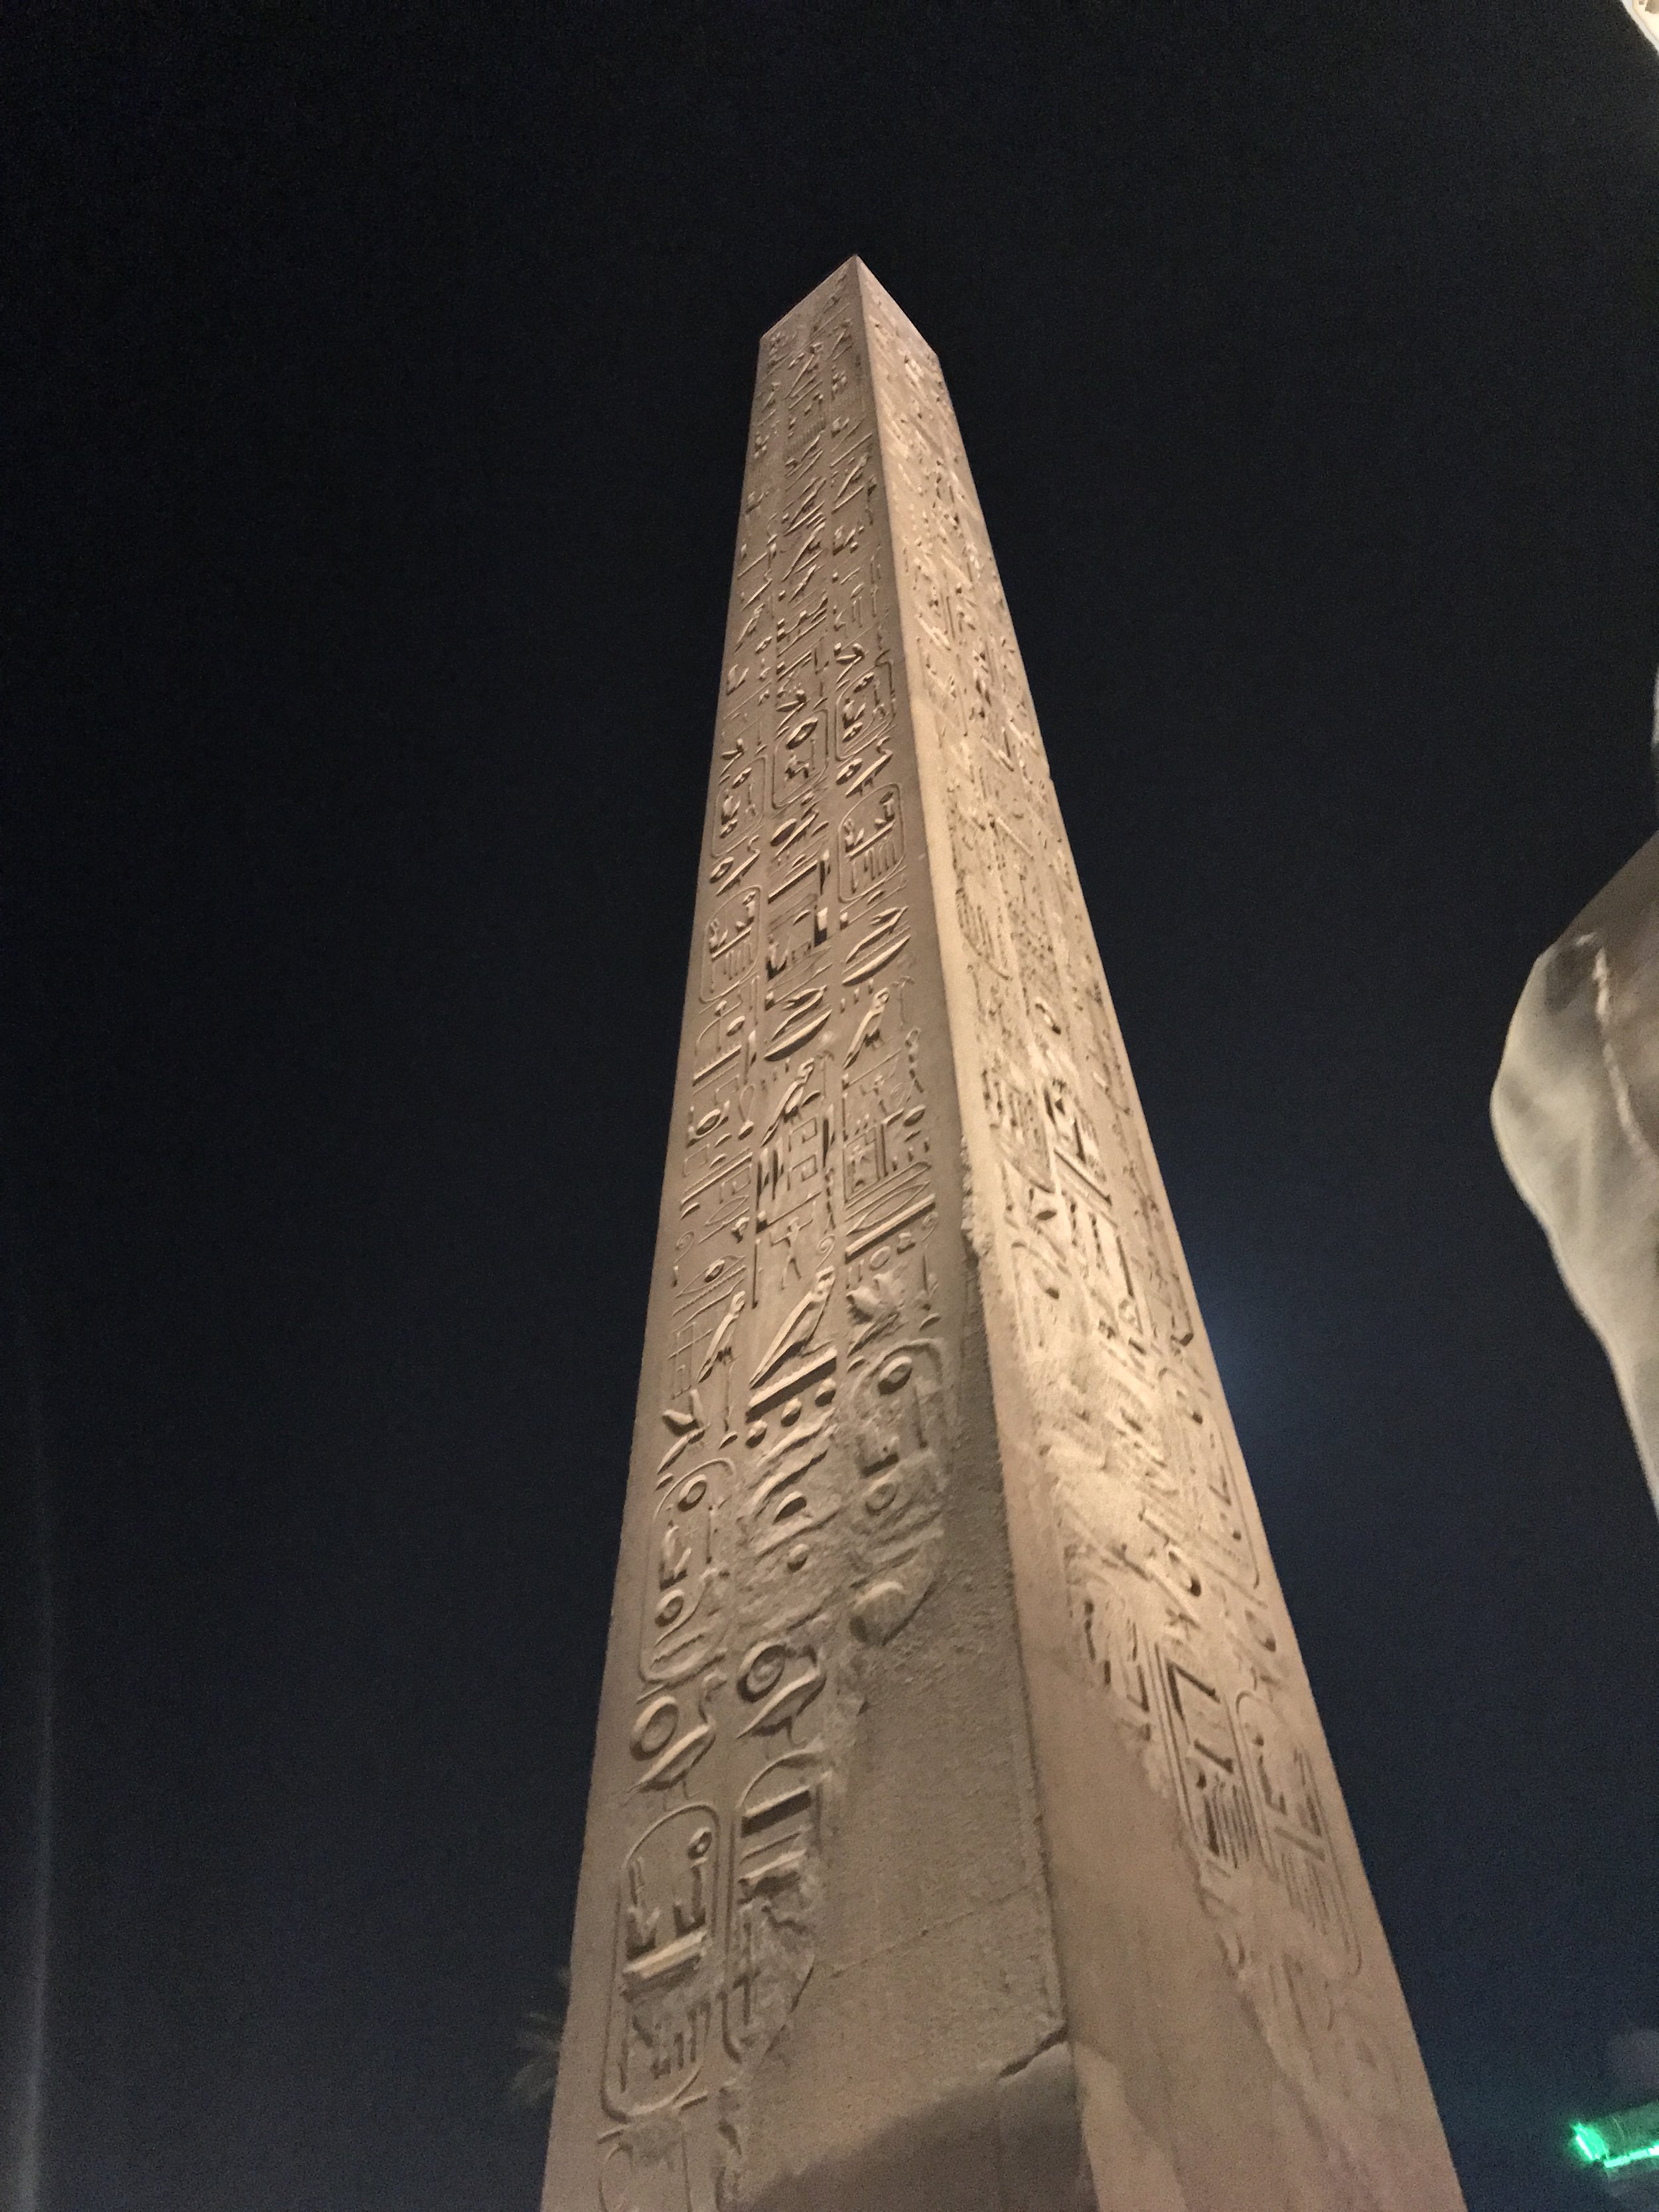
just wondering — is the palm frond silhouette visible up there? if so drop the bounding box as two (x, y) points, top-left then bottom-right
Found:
(509, 1968), (570, 2108)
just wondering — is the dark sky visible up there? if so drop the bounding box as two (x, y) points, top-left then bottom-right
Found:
(9, 4), (1659, 2208)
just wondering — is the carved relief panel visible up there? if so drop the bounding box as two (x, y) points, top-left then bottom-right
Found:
(549, 263), (960, 2212)
(855, 265), (1447, 2200)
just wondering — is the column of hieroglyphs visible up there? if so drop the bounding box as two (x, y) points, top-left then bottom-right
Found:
(542, 260), (1467, 2212)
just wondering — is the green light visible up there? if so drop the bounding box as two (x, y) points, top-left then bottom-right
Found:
(1569, 2101), (1659, 2174)
(1569, 2111), (1659, 2172)
(1574, 2122), (1609, 2166)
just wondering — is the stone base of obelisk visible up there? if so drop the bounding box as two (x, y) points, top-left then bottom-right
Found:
(739, 2049), (1095, 2212)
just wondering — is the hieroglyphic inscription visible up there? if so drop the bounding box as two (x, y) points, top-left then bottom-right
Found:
(580, 265), (954, 2212)
(856, 269), (1386, 2168)
(549, 263), (1456, 2212)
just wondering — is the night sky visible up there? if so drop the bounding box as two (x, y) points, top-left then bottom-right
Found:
(9, 5), (1659, 2209)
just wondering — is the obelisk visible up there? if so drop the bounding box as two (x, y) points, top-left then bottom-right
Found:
(543, 261), (1465, 2212)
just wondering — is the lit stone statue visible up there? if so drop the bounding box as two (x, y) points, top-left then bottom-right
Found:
(542, 261), (1465, 2212)
(1493, 830), (1659, 1515)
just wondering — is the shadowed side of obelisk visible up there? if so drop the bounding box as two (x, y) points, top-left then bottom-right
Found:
(542, 262), (1090, 2212)
(855, 265), (1466, 2210)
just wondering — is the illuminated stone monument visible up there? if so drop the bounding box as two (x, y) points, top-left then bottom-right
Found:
(542, 261), (1465, 2212)
(1493, 834), (1659, 1518)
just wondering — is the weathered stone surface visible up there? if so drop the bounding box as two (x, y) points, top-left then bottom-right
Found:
(1493, 832), (1659, 1517)
(542, 261), (1465, 2212)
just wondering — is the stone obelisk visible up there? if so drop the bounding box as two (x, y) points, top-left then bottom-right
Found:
(543, 261), (1465, 2212)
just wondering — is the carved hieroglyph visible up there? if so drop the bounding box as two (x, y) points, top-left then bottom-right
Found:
(543, 261), (1466, 2212)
